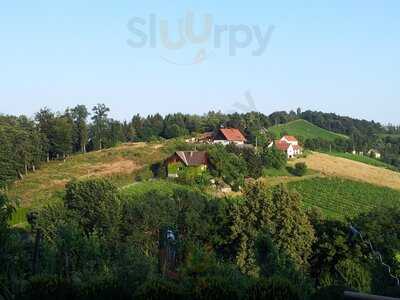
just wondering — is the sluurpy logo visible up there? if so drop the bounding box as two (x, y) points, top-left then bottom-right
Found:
(127, 12), (275, 66)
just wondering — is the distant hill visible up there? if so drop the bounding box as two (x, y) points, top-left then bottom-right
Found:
(269, 119), (348, 142)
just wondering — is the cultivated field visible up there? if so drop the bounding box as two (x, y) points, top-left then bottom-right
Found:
(297, 152), (400, 190)
(288, 177), (400, 219)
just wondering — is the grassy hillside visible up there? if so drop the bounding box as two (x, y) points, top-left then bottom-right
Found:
(288, 177), (400, 219)
(269, 119), (348, 141)
(7, 141), (178, 226)
(326, 152), (397, 171)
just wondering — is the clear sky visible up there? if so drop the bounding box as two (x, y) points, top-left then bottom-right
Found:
(1, 1), (399, 123)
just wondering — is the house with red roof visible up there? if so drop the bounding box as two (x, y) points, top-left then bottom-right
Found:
(269, 135), (302, 158)
(213, 128), (247, 145)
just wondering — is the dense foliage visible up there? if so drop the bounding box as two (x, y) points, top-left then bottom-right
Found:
(1, 177), (400, 299)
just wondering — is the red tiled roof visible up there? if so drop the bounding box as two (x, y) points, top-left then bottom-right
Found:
(274, 140), (290, 151)
(282, 135), (298, 142)
(219, 128), (246, 141)
(175, 151), (208, 166)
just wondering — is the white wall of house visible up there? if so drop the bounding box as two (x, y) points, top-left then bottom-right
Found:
(287, 145), (295, 158)
(213, 140), (244, 145)
(213, 140), (230, 146)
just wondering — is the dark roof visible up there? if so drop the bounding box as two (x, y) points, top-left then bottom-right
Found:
(219, 128), (246, 142)
(175, 151), (208, 166)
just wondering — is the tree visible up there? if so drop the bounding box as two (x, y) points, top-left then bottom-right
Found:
(64, 179), (121, 239)
(208, 145), (247, 190)
(0, 193), (17, 298)
(71, 105), (89, 153)
(49, 116), (73, 158)
(229, 182), (315, 275)
(35, 108), (54, 160)
(262, 146), (287, 169)
(91, 104), (110, 150)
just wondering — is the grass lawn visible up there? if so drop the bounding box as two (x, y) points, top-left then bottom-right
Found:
(269, 119), (348, 142)
(120, 180), (187, 199)
(262, 168), (292, 177)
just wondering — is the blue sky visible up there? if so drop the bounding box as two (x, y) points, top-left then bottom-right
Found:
(1, 1), (399, 123)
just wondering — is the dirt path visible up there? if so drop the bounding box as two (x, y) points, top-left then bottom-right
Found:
(297, 152), (400, 190)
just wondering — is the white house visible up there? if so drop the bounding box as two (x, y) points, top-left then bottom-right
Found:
(269, 135), (302, 158)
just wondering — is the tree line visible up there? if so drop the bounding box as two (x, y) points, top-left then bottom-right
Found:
(1, 105), (400, 188)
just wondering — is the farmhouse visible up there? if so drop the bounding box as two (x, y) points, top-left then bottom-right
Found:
(213, 128), (247, 145)
(165, 151), (208, 178)
(269, 135), (302, 158)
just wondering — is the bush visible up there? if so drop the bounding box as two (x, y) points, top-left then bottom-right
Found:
(262, 147), (287, 169)
(247, 276), (301, 300)
(22, 275), (78, 300)
(311, 286), (345, 300)
(193, 276), (244, 299)
(135, 167), (154, 181)
(150, 162), (167, 178)
(292, 162), (307, 176)
(134, 278), (184, 300)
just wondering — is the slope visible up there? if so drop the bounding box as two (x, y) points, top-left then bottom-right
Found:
(296, 152), (400, 191)
(7, 142), (171, 211)
(288, 177), (400, 220)
(269, 119), (348, 141)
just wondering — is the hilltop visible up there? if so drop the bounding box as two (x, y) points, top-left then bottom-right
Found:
(269, 119), (348, 142)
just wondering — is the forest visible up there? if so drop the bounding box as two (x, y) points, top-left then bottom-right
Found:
(1, 177), (400, 299)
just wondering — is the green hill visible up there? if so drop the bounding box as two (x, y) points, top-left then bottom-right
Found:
(269, 119), (348, 142)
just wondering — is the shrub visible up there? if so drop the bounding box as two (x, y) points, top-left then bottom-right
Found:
(193, 276), (243, 299)
(150, 162), (167, 178)
(247, 276), (301, 300)
(335, 259), (372, 293)
(135, 167), (153, 181)
(134, 278), (184, 300)
(292, 162), (307, 176)
(22, 275), (78, 300)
